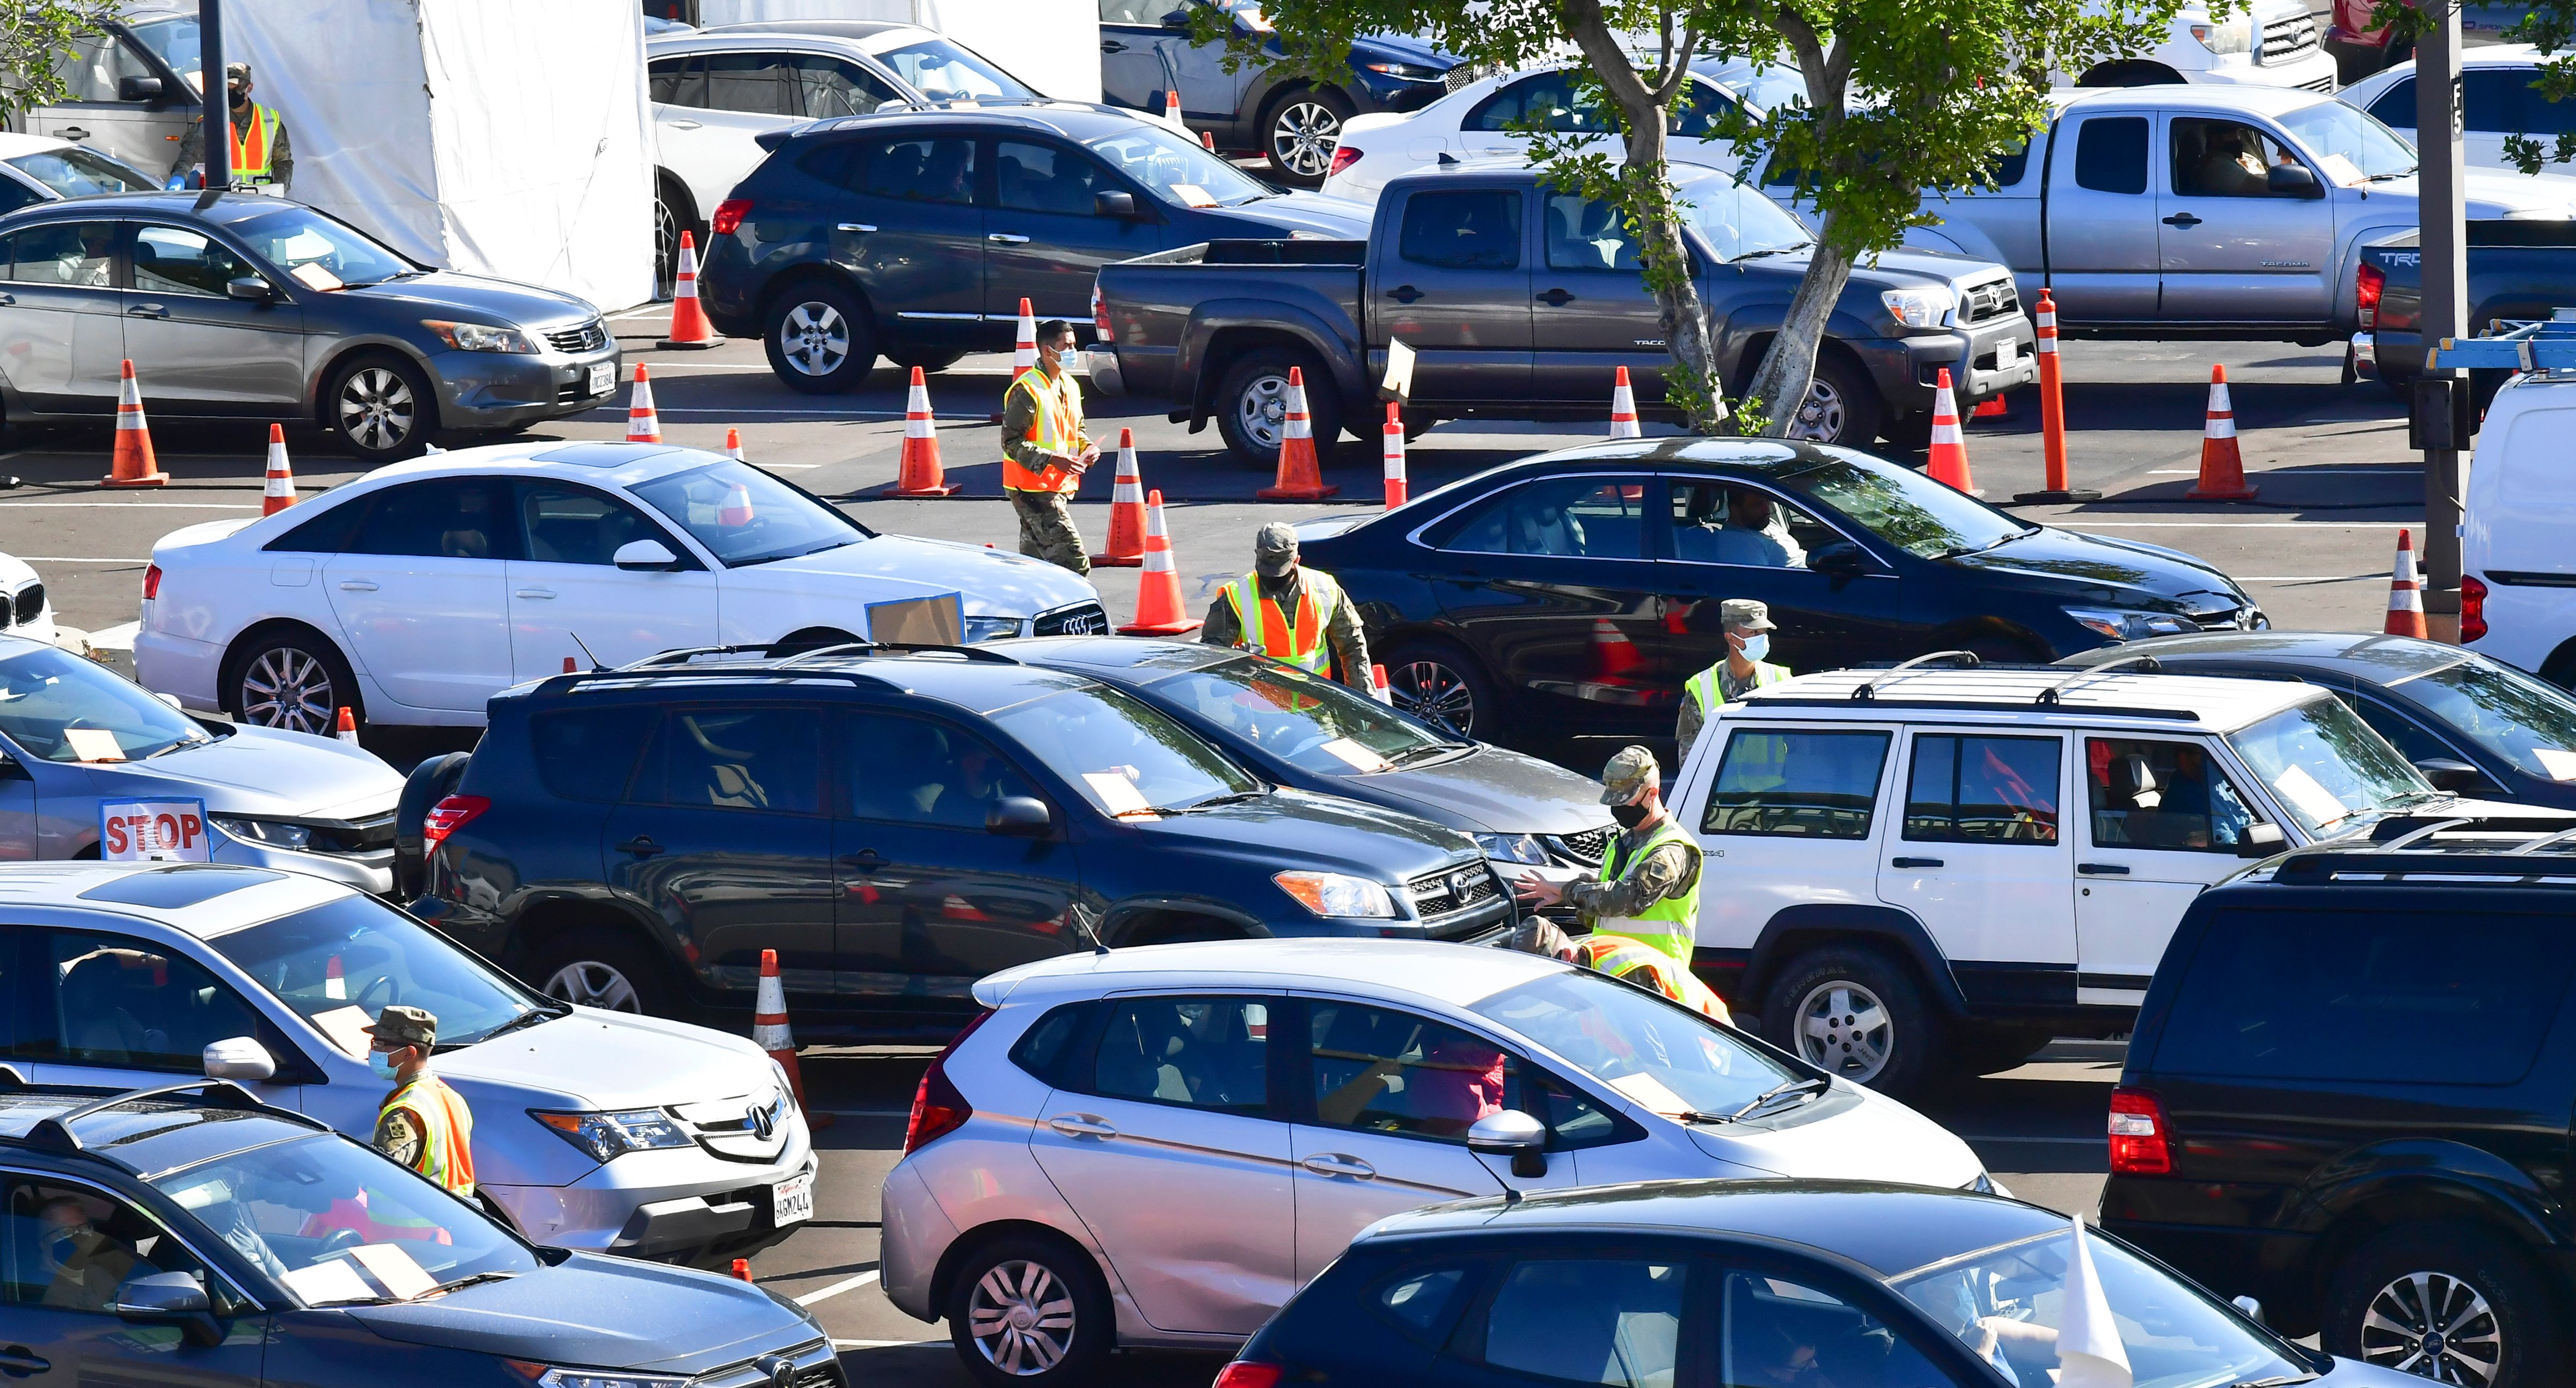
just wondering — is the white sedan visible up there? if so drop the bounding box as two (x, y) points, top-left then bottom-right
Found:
(136, 441), (1106, 732)
(0, 131), (160, 216)
(2341, 44), (2575, 173)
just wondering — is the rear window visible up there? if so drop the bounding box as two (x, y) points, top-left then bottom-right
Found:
(2155, 907), (2576, 1085)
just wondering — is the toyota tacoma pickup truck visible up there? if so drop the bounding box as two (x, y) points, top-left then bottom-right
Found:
(2358, 221), (2576, 387)
(1094, 160), (2037, 462)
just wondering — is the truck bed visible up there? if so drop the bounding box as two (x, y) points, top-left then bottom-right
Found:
(2366, 222), (2576, 383)
(1095, 240), (1368, 403)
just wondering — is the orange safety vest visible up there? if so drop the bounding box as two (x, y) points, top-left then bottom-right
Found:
(377, 1072), (476, 1198)
(230, 104), (280, 184)
(1224, 568), (1345, 674)
(1576, 933), (1732, 1026)
(1002, 366), (1084, 493)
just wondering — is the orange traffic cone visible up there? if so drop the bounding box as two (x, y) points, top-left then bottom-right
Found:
(753, 948), (830, 1129)
(261, 423), (296, 515)
(1610, 366), (1642, 439)
(1089, 428), (1146, 566)
(1201, 130), (1218, 152)
(1589, 618), (1642, 679)
(105, 360), (166, 487)
(731, 1258), (753, 1283)
(625, 365), (662, 444)
(884, 366), (961, 497)
(1117, 489), (1204, 635)
(335, 706), (358, 744)
(1012, 298), (1037, 375)
(1162, 87), (1186, 133)
(1925, 368), (1978, 495)
(1256, 367), (1338, 500)
(658, 231), (722, 349)
(2186, 364), (2257, 501)
(563, 656), (578, 674)
(2385, 530), (2429, 638)
(1971, 395), (2008, 419)
(1382, 402), (1408, 508)
(1371, 663), (1393, 705)
(723, 427), (744, 463)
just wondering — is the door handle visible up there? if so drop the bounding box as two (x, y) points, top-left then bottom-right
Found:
(1387, 284), (1424, 303)
(127, 303), (169, 318)
(1889, 856), (1944, 868)
(987, 232), (1033, 245)
(60, 126), (87, 141)
(514, 588), (555, 600)
(1049, 1115), (1118, 1138)
(338, 580), (378, 591)
(836, 222), (876, 233)
(2161, 213), (2202, 228)
(840, 849), (885, 871)
(1101, 39), (1127, 52)
(668, 119), (702, 130)
(0, 293), (15, 306)
(0, 1347), (51, 1377)
(1300, 1153), (1376, 1178)
(1538, 287), (1575, 305)
(617, 835), (664, 859)
(2077, 862), (2131, 875)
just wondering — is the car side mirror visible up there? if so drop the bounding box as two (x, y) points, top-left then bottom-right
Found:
(987, 795), (1053, 837)
(225, 275), (275, 303)
(2412, 757), (2483, 792)
(115, 1270), (221, 1345)
(1466, 1108), (1550, 1177)
(1160, 8), (1194, 28)
(202, 1036), (275, 1083)
(613, 538), (680, 571)
(119, 75), (164, 103)
(2267, 162), (2322, 197)
(1095, 190), (1138, 218)
(2235, 822), (2286, 858)
(2231, 1295), (2265, 1325)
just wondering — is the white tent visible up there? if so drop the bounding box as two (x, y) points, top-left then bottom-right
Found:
(695, 0), (1102, 101)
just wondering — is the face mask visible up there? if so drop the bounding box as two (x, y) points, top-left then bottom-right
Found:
(370, 1053), (400, 1080)
(41, 1229), (93, 1271)
(1738, 633), (1770, 663)
(1611, 802), (1651, 829)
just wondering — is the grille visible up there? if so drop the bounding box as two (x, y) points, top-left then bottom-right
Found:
(2262, 13), (2318, 62)
(1035, 602), (1110, 637)
(557, 382), (588, 405)
(1959, 276), (2021, 325)
(2187, 602), (2253, 631)
(1550, 824), (1616, 867)
(1407, 861), (1502, 919)
(793, 1368), (843, 1388)
(545, 320), (608, 353)
(2299, 74), (2337, 92)
(12, 584), (39, 627)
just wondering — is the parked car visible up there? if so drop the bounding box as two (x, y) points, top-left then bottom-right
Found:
(2070, 0), (2338, 89)
(406, 645), (1514, 1040)
(696, 103), (1368, 392)
(2343, 45), (2576, 173)
(0, 859), (818, 1266)
(0, 1078), (836, 1372)
(1098, 162), (2034, 461)
(134, 440), (1105, 733)
(2103, 824), (2576, 1384)
(8, 0), (204, 176)
(2464, 364), (2576, 684)
(1008, 635), (1615, 910)
(1665, 662), (2566, 1092)
(0, 551), (54, 647)
(1236, 1182), (2368, 1388)
(879, 939), (1993, 1386)
(1290, 438), (2260, 755)
(2353, 223), (2576, 388)
(2057, 631), (2576, 810)
(0, 133), (157, 215)
(1095, 0), (1459, 184)
(2324, 0), (2529, 81)
(0, 193), (619, 462)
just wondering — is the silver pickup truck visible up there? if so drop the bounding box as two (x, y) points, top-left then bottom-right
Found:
(1761, 85), (2576, 344)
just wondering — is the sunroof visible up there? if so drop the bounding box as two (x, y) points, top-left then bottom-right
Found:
(532, 442), (691, 469)
(79, 866), (287, 909)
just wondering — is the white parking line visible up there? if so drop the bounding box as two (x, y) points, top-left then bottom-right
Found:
(13, 556), (149, 564)
(2237, 574), (2377, 581)
(2054, 521), (2413, 528)
(0, 502), (259, 509)
(2148, 467), (2423, 476)
(87, 621), (139, 651)
(795, 1269), (880, 1305)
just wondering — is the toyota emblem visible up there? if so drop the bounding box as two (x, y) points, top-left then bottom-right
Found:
(749, 1099), (776, 1142)
(1449, 870), (1480, 898)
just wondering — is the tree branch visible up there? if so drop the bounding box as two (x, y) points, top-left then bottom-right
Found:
(1652, 24), (1704, 104)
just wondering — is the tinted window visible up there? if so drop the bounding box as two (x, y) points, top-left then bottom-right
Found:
(2395, 658), (2576, 781)
(1546, 193), (1642, 271)
(2, 1173), (227, 1316)
(0, 181), (34, 217)
(793, 55), (896, 118)
(0, 643), (215, 764)
(6, 148), (154, 199)
(2520, 75), (2576, 137)
(2368, 75), (2416, 127)
(1468, 71), (1610, 134)
(1990, 137), (2033, 187)
(1092, 996), (1269, 1116)
(2171, 116), (2303, 198)
(1443, 477), (1646, 559)
(2463, 67), (2527, 134)
(630, 707), (824, 814)
(343, 478), (516, 560)
(1483, 1259), (1685, 1387)
(518, 484), (671, 566)
(1671, 79), (1737, 137)
(2084, 737), (2260, 851)
(3, 221), (114, 287)
(1774, 450), (2031, 560)
(701, 51), (797, 115)
(2074, 115), (2148, 195)
(1667, 480), (1826, 568)
(132, 225), (255, 297)
(1399, 189), (1523, 270)
(2342, 693), (2462, 767)
(984, 686), (1259, 816)
(841, 710), (1040, 828)
(1728, 1273), (1949, 1388)
(1009, 1001), (1094, 1086)
(529, 706), (656, 802)
(648, 54), (702, 106)
(997, 140), (1106, 215)
(37, 929), (262, 1073)
(1149, 657), (1451, 776)
(1705, 730), (1890, 839)
(857, 136), (978, 204)
(2158, 908), (2576, 1083)
(1904, 734), (2061, 844)
(265, 495), (368, 552)
(1308, 1002), (1518, 1141)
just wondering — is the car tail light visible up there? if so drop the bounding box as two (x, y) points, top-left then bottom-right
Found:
(2463, 573), (2489, 643)
(711, 199), (752, 236)
(2108, 1086), (2172, 1175)
(2356, 260), (2384, 330)
(1213, 1363), (1283, 1388)
(904, 1007), (993, 1153)
(141, 563), (162, 601)
(1327, 145), (1363, 179)
(420, 794), (490, 852)
(1092, 282), (1114, 343)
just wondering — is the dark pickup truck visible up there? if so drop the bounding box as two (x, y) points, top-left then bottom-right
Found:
(2360, 221), (2576, 388)
(1093, 161), (2038, 464)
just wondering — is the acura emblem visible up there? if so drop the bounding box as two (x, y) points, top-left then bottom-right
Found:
(750, 1100), (776, 1141)
(756, 1356), (794, 1388)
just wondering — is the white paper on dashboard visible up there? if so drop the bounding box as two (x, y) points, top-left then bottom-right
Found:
(63, 728), (125, 762)
(1318, 738), (1392, 772)
(1606, 1072), (1692, 1116)
(2270, 764), (2351, 826)
(2538, 748), (2576, 781)
(348, 1242), (438, 1301)
(310, 1004), (374, 1058)
(1082, 771), (1158, 819)
(280, 1257), (378, 1305)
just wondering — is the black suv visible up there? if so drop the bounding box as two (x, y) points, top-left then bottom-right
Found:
(2104, 824), (2576, 1388)
(406, 643), (1512, 1041)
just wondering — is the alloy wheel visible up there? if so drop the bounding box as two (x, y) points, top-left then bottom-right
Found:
(1785, 376), (1846, 443)
(965, 1259), (1078, 1376)
(1234, 370), (1292, 451)
(239, 647), (334, 734)
(544, 960), (641, 1012)
(1794, 979), (1894, 1083)
(779, 301), (850, 377)
(1271, 99), (1342, 179)
(2360, 1270), (2503, 1385)
(653, 195), (679, 297)
(1390, 658), (1476, 736)
(338, 368), (416, 452)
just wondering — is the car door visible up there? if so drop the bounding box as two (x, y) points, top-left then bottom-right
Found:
(1655, 479), (1912, 680)
(802, 132), (987, 337)
(1095, 0), (1243, 125)
(30, 31), (192, 173)
(0, 1171), (269, 1388)
(1434, 1251), (1700, 1388)
(1530, 190), (1679, 405)
(1379, 184), (1534, 403)
(9, 924), (301, 1110)
(1684, 724), (1897, 965)
(505, 480), (720, 682)
(1024, 992), (1294, 1335)
(0, 221), (126, 415)
(649, 54), (743, 222)
(1877, 729), (2077, 999)
(602, 705), (837, 1010)
(320, 477), (517, 714)
(2157, 114), (2336, 326)
(0, 744), (40, 861)
(126, 223), (304, 412)
(985, 137), (1167, 323)
(2073, 736), (2273, 1002)
(2045, 111), (2161, 322)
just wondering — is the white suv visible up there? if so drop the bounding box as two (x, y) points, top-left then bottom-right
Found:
(1668, 659), (2559, 1093)
(2465, 366), (2576, 683)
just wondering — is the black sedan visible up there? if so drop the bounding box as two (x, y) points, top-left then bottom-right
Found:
(1293, 438), (2263, 757)
(2058, 630), (2576, 809)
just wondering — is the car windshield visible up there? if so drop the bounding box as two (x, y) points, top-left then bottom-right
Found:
(152, 1134), (537, 1306)
(2278, 98), (2417, 181)
(1893, 1227), (2311, 1388)
(203, 894), (549, 1055)
(1467, 969), (1798, 1119)
(630, 460), (866, 566)
(1776, 449), (2033, 559)
(1086, 123), (1273, 208)
(1682, 170), (1812, 260)
(985, 685), (1261, 815)
(1145, 656), (1454, 775)
(2398, 658), (2576, 781)
(8, 147), (156, 197)
(127, 14), (202, 90)
(875, 38), (1038, 101)
(2227, 694), (2434, 834)
(227, 206), (413, 289)
(0, 644), (211, 763)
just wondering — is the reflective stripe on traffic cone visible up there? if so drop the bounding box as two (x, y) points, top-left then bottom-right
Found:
(1117, 489), (1204, 635)
(1925, 368), (1978, 495)
(1163, 88), (1187, 133)
(1256, 366), (1338, 500)
(105, 360), (166, 487)
(625, 365), (662, 444)
(755, 947), (829, 1128)
(261, 423), (297, 515)
(2186, 364), (2258, 501)
(1370, 663), (1393, 706)
(1089, 428), (1146, 566)
(1012, 298), (1037, 374)
(1382, 402), (1408, 508)
(2386, 530), (2429, 638)
(1609, 365), (1641, 439)
(885, 366), (962, 497)
(658, 230), (722, 349)
(724, 427), (744, 463)
(2013, 289), (2099, 505)
(335, 706), (359, 744)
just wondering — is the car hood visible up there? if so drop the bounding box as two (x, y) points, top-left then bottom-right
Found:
(1203, 191), (1374, 240)
(77, 725), (400, 820)
(1348, 31), (1455, 67)
(2348, 167), (2576, 218)
(1934, 525), (2246, 614)
(1133, 785), (1482, 879)
(1348, 747), (1609, 836)
(1684, 1084), (1986, 1188)
(327, 270), (602, 329)
(440, 1006), (780, 1111)
(345, 1251), (818, 1372)
(737, 534), (1099, 619)
(1838, 245), (2015, 292)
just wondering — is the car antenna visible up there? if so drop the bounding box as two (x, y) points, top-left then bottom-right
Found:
(567, 631), (606, 673)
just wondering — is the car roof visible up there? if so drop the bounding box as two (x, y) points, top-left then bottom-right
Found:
(1007, 635), (1239, 677)
(0, 1084), (330, 1178)
(2061, 85), (2336, 117)
(2055, 631), (2472, 684)
(0, 861), (352, 938)
(541, 647), (1103, 718)
(333, 440), (722, 493)
(0, 190), (314, 226)
(975, 938), (1574, 1010)
(792, 101), (1148, 142)
(1735, 665), (2325, 733)
(0, 133), (75, 160)
(1389, 158), (1745, 192)
(698, 18), (924, 42)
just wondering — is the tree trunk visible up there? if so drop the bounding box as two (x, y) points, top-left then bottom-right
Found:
(1745, 210), (1857, 440)
(1620, 122), (1726, 433)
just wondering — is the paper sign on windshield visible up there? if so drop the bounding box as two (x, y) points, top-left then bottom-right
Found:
(289, 261), (344, 291)
(2538, 748), (2576, 781)
(2270, 764), (2351, 827)
(1318, 737), (1392, 772)
(348, 1243), (438, 1301)
(310, 1004), (374, 1058)
(1083, 771), (1160, 820)
(2318, 153), (2367, 187)
(99, 799), (210, 861)
(1169, 183), (1218, 208)
(1607, 1072), (1693, 1117)
(65, 729), (127, 763)
(280, 1258), (377, 1305)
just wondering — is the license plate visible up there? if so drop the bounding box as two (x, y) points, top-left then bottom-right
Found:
(587, 363), (613, 398)
(1994, 339), (2017, 369)
(772, 1173), (814, 1226)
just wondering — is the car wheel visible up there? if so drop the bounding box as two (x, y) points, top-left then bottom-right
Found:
(1263, 87), (1354, 185)
(885, 343), (969, 374)
(228, 630), (358, 736)
(525, 926), (672, 1016)
(2328, 1222), (2562, 1388)
(948, 1234), (1113, 1387)
(653, 184), (681, 299)
(1780, 354), (1882, 447)
(1214, 346), (1339, 469)
(1381, 640), (1494, 739)
(763, 280), (878, 394)
(326, 354), (436, 463)
(1761, 947), (1944, 1094)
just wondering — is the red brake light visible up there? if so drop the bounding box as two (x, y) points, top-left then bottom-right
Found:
(2108, 1086), (2172, 1175)
(711, 199), (752, 236)
(904, 1007), (993, 1153)
(420, 794), (491, 852)
(2356, 260), (2385, 329)
(1213, 1362), (1284, 1388)
(141, 563), (163, 601)
(1327, 145), (1363, 179)
(2463, 573), (2489, 643)
(1092, 282), (1114, 342)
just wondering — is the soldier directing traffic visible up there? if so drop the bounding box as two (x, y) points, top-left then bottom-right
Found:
(1677, 598), (1791, 765)
(1001, 318), (1099, 574)
(1203, 521), (1372, 689)
(174, 62), (292, 194)
(1515, 746), (1703, 965)
(368, 1005), (477, 1198)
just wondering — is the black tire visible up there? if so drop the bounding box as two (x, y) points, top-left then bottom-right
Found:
(1953, 1025), (2055, 1077)
(1261, 85), (1355, 186)
(1213, 346), (1340, 470)
(324, 352), (437, 463)
(1380, 638), (1497, 740)
(763, 279), (879, 394)
(395, 750), (473, 899)
(1879, 410), (1933, 454)
(2326, 1221), (2563, 1387)
(653, 171), (698, 300)
(226, 628), (361, 737)
(885, 343), (970, 374)
(1780, 352), (1883, 447)
(1760, 947), (1947, 1096)
(946, 1233), (1115, 1388)
(523, 924), (675, 1016)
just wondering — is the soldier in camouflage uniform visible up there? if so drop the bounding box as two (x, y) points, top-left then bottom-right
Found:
(1000, 318), (1097, 574)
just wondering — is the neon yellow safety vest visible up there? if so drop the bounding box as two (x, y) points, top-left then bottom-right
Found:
(1224, 568), (1346, 674)
(1591, 817), (1702, 961)
(376, 1072), (476, 1199)
(230, 103), (282, 184)
(1002, 366), (1084, 493)
(1685, 659), (1791, 721)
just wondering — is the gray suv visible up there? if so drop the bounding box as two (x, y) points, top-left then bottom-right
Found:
(0, 193), (618, 461)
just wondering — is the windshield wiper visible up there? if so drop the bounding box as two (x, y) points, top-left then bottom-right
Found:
(430, 1271), (517, 1296)
(141, 736), (211, 759)
(1731, 242), (1812, 262)
(2228, 1376), (2318, 1387)
(471, 1006), (566, 1042)
(1168, 790), (1265, 813)
(1724, 1076), (1832, 1121)
(1929, 535), (2014, 560)
(1384, 742), (1472, 768)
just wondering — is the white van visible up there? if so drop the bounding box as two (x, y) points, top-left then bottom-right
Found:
(1667, 660), (2562, 1093)
(2464, 367), (2576, 682)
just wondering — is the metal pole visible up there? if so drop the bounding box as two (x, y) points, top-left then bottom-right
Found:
(2417, 0), (2468, 639)
(199, 0), (228, 191)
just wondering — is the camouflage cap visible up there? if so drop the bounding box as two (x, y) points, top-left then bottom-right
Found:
(1720, 598), (1775, 631)
(364, 1004), (436, 1051)
(1255, 521), (1300, 577)
(1599, 745), (1659, 805)
(226, 61), (252, 83)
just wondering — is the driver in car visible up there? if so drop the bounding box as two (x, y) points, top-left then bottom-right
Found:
(37, 1195), (146, 1312)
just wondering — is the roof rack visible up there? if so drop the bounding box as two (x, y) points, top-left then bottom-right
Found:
(617, 641), (1021, 670)
(16, 1078), (299, 1155)
(2035, 654), (2161, 706)
(2271, 819), (2576, 883)
(1849, 650), (1980, 702)
(1745, 696), (2201, 721)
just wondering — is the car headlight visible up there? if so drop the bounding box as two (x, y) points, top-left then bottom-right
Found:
(1474, 832), (1550, 865)
(1274, 870), (1397, 918)
(2065, 607), (2197, 641)
(1880, 287), (1956, 331)
(531, 1108), (693, 1162)
(209, 816), (312, 850)
(1364, 61), (1444, 81)
(422, 319), (538, 354)
(506, 1366), (692, 1388)
(2189, 17), (2251, 54)
(961, 615), (1026, 642)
